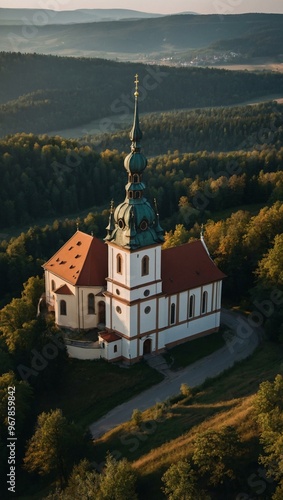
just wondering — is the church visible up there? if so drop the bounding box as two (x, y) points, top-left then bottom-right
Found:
(43, 75), (225, 363)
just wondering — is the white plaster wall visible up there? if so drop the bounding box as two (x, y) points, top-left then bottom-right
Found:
(179, 291), (189, 323)
(157, 331), (167, 350)
(76, 287), (105, 330)
(105, 297), (111, 330)
(45, 271), (74, 304)
(164, 311), (221, 346)
(128, 246), (162, 286)
(111, 300), (139, 337)
(158, 297), (169, 329)
(110, 341), (122, 360)
(130, 307), (138, 337)
(140, 299), (157, 335)
(56, 295), (77, 329)
(99, 339), (122, 361)
(67, 345), (102, 360)
(107, 244), (162, 291)
(215, 281), (222, 310)
(108, 281), (162, 305)
(203, 283), (213, 314)
(121, 338), (138, 360)
(193, 287), (201, 317)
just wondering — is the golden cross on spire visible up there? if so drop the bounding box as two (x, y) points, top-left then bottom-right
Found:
(134, 73), (139, 98)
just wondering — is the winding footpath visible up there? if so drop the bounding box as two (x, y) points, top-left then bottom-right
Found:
(90, 309), (261, 439)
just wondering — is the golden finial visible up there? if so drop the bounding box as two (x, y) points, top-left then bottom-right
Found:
(134, 73), (139, 98)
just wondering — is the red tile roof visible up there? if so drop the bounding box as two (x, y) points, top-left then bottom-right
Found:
(99, 331), (121, 343)
(43, 231), (108, 287)
(54, 284), (74, 295)
(162, 240), (226, 295)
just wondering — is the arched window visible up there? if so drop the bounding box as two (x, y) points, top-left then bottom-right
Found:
(51, 280), (55, 291)
(60, 300), (67, 316)
(88, 293), (95, 315)
(133, 174), (139, 183)
(117, 254), (122, 274)
(170, 303), (176, 325)
(114, 345), (118, 353)
(142, 256), (149, 276)
(189, 294), (195, 318)
(202, 291), (208, 314)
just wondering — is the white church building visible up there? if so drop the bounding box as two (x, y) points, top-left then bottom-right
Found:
(43, 76), (225, 363)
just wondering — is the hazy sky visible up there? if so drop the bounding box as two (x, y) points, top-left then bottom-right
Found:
(0, 0), (283, 15)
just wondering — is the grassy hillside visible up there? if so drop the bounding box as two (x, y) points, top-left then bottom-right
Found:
(1, 52), (283, 137)
(93, 341), (283, 499)
(0, 13), (282, 59)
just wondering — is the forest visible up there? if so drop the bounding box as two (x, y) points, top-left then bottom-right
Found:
(1, 52), (283, 137)
(0, 65), (283, 498)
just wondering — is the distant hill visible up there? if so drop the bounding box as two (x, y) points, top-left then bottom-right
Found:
(210, 27), (283, 58)
(1, 52), (283, 137)
(0, 8), (163, 25)
(0, 13), (282, 61)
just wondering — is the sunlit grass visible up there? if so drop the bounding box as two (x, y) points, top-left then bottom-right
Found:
(92, 342), (283, 499)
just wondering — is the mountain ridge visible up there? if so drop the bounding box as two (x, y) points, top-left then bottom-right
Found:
(0, 8), (163, 25)
(0, 13), (282, 61)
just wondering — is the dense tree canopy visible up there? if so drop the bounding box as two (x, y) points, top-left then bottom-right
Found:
(1, 52), (283, 136)
(254, 375), (283, 499)
(24, 409), (86, 487)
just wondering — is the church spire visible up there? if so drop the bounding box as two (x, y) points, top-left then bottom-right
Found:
(129, 74), (143, 150)
(105, 75), (164, 249)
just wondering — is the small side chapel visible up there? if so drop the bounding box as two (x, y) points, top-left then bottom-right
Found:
(43, 75), (225, 363)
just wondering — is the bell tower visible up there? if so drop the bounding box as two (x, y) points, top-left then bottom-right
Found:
(104, 75), (164, 360)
